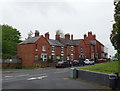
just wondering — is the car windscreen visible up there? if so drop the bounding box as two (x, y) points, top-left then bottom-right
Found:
(89, 59), (93, 61)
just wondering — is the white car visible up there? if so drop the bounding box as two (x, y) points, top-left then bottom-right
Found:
(84, 59), (95, 65)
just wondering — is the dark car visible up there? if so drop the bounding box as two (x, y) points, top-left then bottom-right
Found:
(55, 61), (71, 68)
(72, 60), (79, 66)
(78, 58), (85, 66)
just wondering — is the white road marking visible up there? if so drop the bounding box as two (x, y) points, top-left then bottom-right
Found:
(3, 73), (47, 81)
(3, 71), (11, 73)
(37, 75), (47, 79)
(27, 75), (47, 81)
(28, 73), (46, 77)
(27, 77), (37, 80)
(4, 76), (13, 78)
(4, 74), (29, 78)
(16, 74), (29, 77)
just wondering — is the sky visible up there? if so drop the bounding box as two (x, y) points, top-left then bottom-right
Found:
(0, 0), (117, 57)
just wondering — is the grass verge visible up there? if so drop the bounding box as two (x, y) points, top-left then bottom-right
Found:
(77, 61), (120, 74)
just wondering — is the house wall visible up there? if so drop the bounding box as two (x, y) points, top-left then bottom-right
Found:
(17, 36), (51, 66)
(34, 36), (50, 60)
(17, 44), (34, 66)
(82, 32), (105, 59)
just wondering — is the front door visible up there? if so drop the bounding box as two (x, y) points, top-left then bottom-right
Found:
(41, 53), (47, 61)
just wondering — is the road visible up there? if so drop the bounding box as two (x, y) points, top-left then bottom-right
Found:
(2, 66), (110, 89)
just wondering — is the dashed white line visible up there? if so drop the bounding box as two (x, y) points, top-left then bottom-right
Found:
(3, 73), (47, 81)
(28, 73), (46, 77)
(4, 74), (30, 78)
(4, 76), (13, 78)
(16, 74), (29, 77)
(27, 77), (37, 80)
(27, 75), (47, 81)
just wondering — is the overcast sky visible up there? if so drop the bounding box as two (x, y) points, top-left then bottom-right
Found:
(0, 0), (117, 57)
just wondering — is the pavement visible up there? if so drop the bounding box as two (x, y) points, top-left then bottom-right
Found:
(2, 66), (111, 89)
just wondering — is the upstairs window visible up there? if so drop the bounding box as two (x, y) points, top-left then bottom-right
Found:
(61, 47), (64, 53)
(51, 46), (55, 52)
(42, 45), (46, 51)
(71, 46), (74, 52)
(80, 47), (83, 51)
(35, 44), (38, 51)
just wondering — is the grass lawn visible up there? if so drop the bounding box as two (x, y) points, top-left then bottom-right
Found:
(77, 61), (120, 74)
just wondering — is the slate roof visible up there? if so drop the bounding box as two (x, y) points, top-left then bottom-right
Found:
(47, 39), (64, 47)
(59, 38), (83, 46)
(19, 35), (82, 46)
(19, 36), (41, 44)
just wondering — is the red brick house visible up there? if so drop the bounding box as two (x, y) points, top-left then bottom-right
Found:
(17, 31), (108, 66)
(17, 30), (64, 66)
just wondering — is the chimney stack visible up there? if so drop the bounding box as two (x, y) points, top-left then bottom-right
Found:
(55, 33), (60, 40)
(65, 33), (70, 40)
(84, 34), (87, 39)
(45, 32), (49, 39)
(88, 31), (92, 37)
(71, 34), (73, 40)
(93, 34), (96, 40)
(35, 30), (39, 37)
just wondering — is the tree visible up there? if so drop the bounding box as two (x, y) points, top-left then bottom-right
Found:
(56, 29), (64, 38)
(27, 30), (33, 39)
(110, 1), (120, 54)
(114, 52), (120, 60)
(1, 24), (21, 59)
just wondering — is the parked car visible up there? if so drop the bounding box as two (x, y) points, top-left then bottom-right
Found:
(78, 58), (85, 66)
(55, 61), (71, 68)
(72, 60), (79, 66)
(84, 59), (95, 65)
(112, 58), (118, 61)
(97, 59), (106, 63)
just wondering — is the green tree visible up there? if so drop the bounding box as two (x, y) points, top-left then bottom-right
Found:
(27, 30), (33, 39)
(110, 1), (120, 54)
(114, 53), (120, 60)
(56, 29), (65, 38)
(1, 24), (21, 59)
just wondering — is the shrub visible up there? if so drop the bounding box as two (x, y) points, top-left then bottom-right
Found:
(56, 58), (62, 61)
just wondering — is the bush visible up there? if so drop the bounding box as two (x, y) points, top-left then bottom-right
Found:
(47, 58), (54, 63)
(39, 58), (43, 61)
(56, 58), (62, 61)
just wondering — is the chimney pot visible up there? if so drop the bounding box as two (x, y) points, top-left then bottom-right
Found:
(35, 30), (39, 37)
(45, 32), (49, 39)
(55, 34), (60, 40)
(71, 34), (73, 40)
(84, 34), (87, 39)
(65, 33), (70, 40)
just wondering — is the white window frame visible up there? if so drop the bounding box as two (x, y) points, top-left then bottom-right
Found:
(35, 44), (38, 51)
(61, 47), (64, 53)
(41, 53), (47, 61)
(42, 45), (46, 51)
(51, 46), (55, 52)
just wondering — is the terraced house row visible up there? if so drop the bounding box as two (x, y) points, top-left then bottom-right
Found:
(17, 31), (108, 66)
